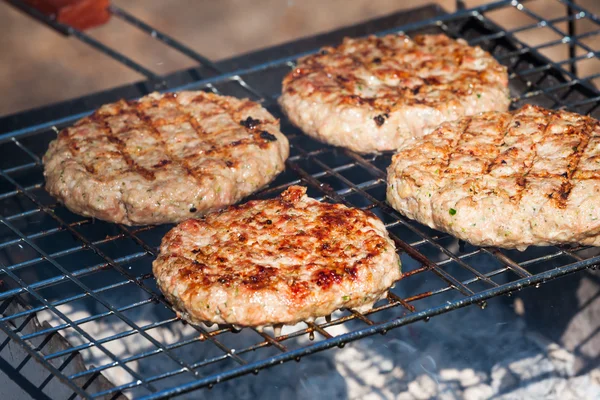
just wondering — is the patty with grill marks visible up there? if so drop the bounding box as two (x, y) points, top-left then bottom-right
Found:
(279, 33), (510, 153)
(152, 186), (401, 328)
(387, 105), (600, 250)
(43, 91), (290, 225)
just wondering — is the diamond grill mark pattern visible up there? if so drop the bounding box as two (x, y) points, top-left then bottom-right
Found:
(96, 100), (158, 181)
(289, 34), (502, 113)
(432, 107), (600, 207)
(281, 33), (510, 153)
(130, 96), (202, 186)
(204, 95), (270, 150)
(487, 111), (546, 204)
(43, 91), (289, 225)
(387, 105), (600, 249)
(525, 113), (595, 208)
(65, 92), (272, 185)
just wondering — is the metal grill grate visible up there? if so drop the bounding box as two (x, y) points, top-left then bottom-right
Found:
(1, 0), (599, 398)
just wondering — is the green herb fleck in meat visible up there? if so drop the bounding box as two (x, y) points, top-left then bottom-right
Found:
(449, 208), (457, 216)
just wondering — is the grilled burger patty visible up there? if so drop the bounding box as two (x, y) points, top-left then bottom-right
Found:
(43, 91), (289, 225)
(387, 105), (600, 250)
(279, 34), (510, 153)
(152, 186), (401, 328)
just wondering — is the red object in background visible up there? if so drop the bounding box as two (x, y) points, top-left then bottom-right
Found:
(21, 0), (111, 30)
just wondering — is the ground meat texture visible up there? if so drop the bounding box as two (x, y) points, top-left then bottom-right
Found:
(387, 105), (600, 250)
(43, 91), (290, 225)
(279, 33), (510, 153)
(152, 186), (401, 327)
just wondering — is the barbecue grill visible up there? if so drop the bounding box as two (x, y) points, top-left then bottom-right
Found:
(1, 0), (599, 398)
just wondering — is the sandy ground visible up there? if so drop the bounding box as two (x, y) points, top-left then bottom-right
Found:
(0, 0), (598, 117)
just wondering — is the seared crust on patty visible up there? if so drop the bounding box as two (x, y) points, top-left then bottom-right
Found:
(279, 33), (510, 153)
(43, 91), (289, 225)
(152, 186), (401, 327)
(387, 105), (600, 250)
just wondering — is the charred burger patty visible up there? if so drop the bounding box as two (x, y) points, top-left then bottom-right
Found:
(152, 186), (401, 328)
(43, 91), (289, 225)
(279, 33), (509, 153)
(387, 105), (600, 250)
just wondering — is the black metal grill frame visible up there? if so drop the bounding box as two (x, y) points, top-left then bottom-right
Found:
(0, 0), (599, 398)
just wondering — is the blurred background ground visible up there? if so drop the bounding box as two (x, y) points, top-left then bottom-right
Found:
(0, 0), (598, 117)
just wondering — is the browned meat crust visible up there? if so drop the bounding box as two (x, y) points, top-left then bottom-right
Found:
(280, 33), (510, 153)
(387, 105), (600, 250)
(152, 186), (401, 327)
(43, 91), (289, 225)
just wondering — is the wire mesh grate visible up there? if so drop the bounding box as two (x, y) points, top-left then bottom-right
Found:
(0, 0), (599, 398)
